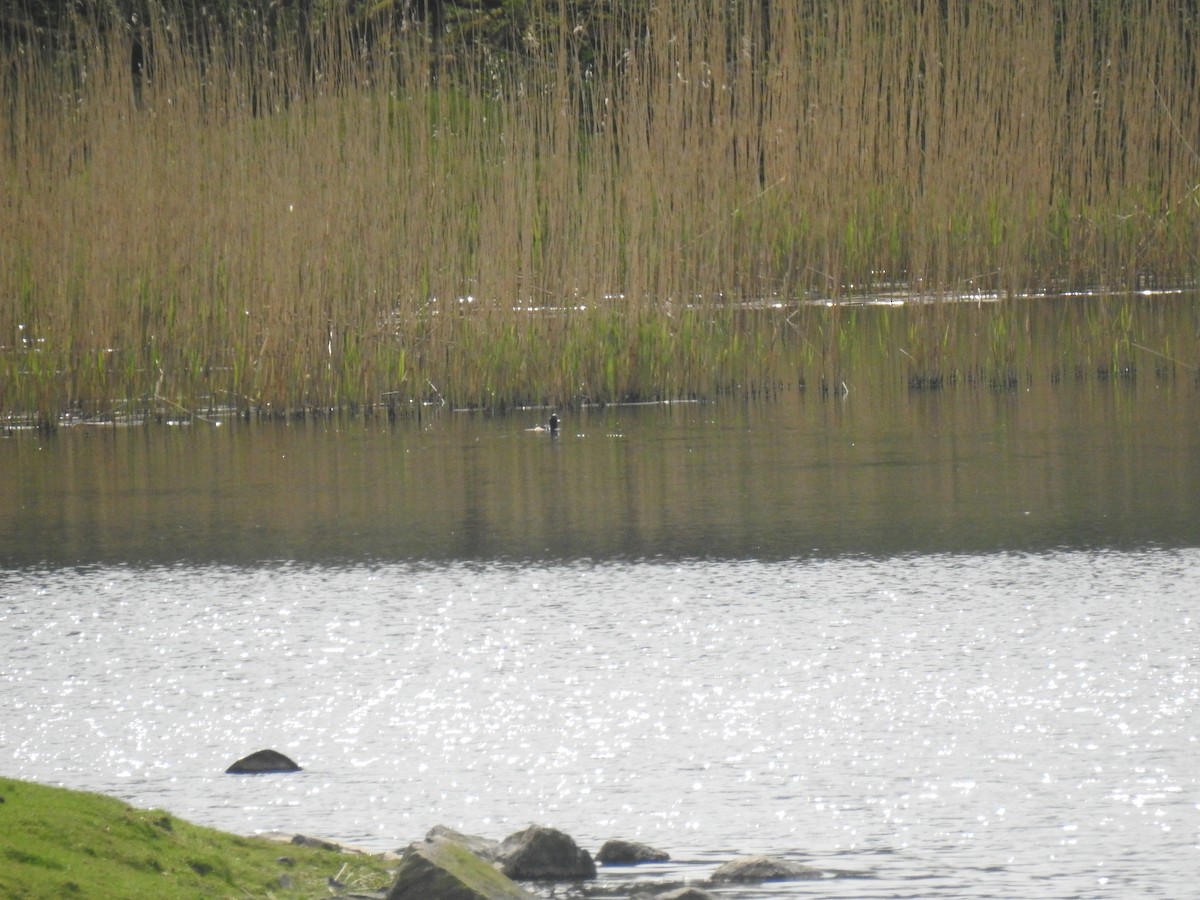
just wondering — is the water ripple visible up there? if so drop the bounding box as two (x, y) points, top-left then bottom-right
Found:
(1, 550), (1197, 897)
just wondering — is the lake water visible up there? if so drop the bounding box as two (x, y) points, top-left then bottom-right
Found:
(2, 378), (1198, 898)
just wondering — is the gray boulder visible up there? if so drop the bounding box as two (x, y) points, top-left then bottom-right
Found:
(425, 825), (501, 862)
(644, 889), (717, 900)
(710, 854), (823, 882)
(497, 825), (597, 880)
(386, 838), (535, 900)
(289, 834), (340, 852)
(225, 749), (301, 774)
(596, 839), (671, 864)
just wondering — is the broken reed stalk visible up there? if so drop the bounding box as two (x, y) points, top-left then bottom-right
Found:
(1, 1), (1197, 422)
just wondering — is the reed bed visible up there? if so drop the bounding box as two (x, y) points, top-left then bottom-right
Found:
(2, 1), (1198, 424)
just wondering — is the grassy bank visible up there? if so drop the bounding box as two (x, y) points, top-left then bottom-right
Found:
(0, 776), (395, 899)
(2, 2), (1198, 424)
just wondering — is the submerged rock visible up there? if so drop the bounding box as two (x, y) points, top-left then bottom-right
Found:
(710, 854), (823, 882)
(224, 749), (302, 774)
(386, 838), (535, 900)
(497, 825), (597, 880)
(596, 838), (671, 864)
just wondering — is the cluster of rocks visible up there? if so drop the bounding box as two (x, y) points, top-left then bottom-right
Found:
(228, 752), (862, 898)
(382, 824), (834, 900)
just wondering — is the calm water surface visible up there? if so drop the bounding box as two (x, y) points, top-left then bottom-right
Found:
(2, 382), (1198, 898)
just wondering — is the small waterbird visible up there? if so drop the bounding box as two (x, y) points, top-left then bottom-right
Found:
(526, 413), (560, 434)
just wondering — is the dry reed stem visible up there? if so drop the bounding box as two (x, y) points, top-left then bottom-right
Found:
(1, 2), (1197, 421)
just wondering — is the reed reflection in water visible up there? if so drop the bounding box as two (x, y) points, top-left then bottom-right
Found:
(1, 374), (1198, 566)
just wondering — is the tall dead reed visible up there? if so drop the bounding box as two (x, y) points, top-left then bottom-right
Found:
(1, 1), (1197, 422)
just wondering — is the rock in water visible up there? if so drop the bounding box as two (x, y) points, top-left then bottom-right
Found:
(497, 825), (597, 880)
(595, 838), (671, 864)
(224, 749), (302, 774)
(710, 854), (823, 882)
(386, 838), (535, 900)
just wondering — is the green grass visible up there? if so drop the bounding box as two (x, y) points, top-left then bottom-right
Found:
(0, 777), (396, 900)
